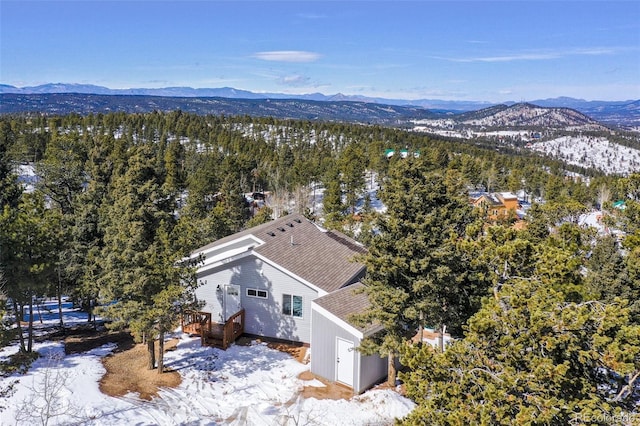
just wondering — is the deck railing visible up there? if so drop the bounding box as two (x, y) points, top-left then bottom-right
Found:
(221, 309), (245, 349)
(182, 309), (244, 349)
(181, 311), (211, 340)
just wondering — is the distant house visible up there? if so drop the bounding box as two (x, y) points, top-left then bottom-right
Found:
(613, 200), (626, 210)
(412, 327), (454, 349)
(470, 191), (520, 222)
(384, 148), (420, 159)
(184, 214), (387, 393)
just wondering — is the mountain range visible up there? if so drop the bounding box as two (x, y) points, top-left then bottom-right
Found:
(2, 84), (639, 176)
(1, 83), (639, 128)
(0, 83), (495, 111)
(0, 93), (443, 124)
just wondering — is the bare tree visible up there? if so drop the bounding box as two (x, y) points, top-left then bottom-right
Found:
(279, 395), (323, 425)
(292, 184), (312, 216)
(14, 353), (86, 426)
(597, 184), (611, 211)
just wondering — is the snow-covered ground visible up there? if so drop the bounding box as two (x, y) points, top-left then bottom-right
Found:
(410, 120), (640, 176)
(14, 164), (37, 193)
(0, 300), (414, 426)
(530, 136), (640, 176)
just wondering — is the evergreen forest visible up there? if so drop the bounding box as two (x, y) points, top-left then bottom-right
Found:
(0, 111), (639, 424)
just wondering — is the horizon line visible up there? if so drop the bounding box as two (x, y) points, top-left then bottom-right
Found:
(1, 82), (638, 104)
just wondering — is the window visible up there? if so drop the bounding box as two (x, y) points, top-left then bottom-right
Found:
(247, 288), (267, 299)
(282, 294), (303, 318)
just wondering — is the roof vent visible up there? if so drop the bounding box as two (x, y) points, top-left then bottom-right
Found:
(267, 231), (276, 237)
(277, 227), (285, 232)
(294, 218), (302, 223)
(286, 222), (294, 227)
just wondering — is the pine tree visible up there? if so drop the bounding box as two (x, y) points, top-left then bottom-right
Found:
(321, 165), (345, 230)
(35, 133), (86, 216)
(162, 139), (186, 196)
(62, 133), (123, 325)
(218, 172), (249, 233)
(399, 277), (640, 424)
(0, 192), (61, 352)
(338, 142), (366, 215)
(352, 158), (486, 385)
(98, 143), (196, 372)
(35, 132), (87, 327)
(0, 120), (21, 209)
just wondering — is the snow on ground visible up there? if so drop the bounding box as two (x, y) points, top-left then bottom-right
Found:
(577, 210), (627, 241)
(0, 340), (132, 426)
(578, 210), (606, 233)
(410, 126), (468, 139)
(13, 164), (37, 193)
(0, 300), (414, 426)
(409, 123), (640, 177)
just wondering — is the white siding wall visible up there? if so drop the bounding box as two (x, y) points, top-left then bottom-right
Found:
(310, 307), (387, 394)
(195, 268), (227, 323)
(359, 348), (387, 393)
(310, 309), (353, 384)
(194, 254), (318, 343)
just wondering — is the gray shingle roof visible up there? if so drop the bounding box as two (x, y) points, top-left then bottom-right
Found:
(313, 282), (378, 334)
(192, 214), (366, 293)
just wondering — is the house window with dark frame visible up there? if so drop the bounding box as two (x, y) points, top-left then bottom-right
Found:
(282, 294), (302, 318)
(247, 288), (267, 299)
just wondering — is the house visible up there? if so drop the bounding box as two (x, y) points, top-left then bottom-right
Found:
(411, 327), (454, 349)
(185, 213), (387, 393)
(470, 191), (520, 222)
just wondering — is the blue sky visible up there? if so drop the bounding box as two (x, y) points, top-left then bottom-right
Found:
(1, 1), (639, 102)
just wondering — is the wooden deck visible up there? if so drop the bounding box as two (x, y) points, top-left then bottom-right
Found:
(182, 309), (245, 349)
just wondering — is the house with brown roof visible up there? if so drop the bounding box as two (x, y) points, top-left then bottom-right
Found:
(185, 213), (386, 392)
(470, 191), (520, 222)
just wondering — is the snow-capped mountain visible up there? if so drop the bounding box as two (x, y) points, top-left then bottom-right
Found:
(411, 103), (640, 176)
(458, 103), (606, 131)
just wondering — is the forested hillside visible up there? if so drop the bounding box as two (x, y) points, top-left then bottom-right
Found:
(1, 111), (639, 423)
(0, 93), (442, 125)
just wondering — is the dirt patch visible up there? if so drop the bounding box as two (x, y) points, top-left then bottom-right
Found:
(298, 371), (354, 400)
(267, 342), (308, 364)
(63, 327), (180, 400)
(99, 339), (181, 401)
(236, 336), (309, 364)
(63, 327), (181, 401)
